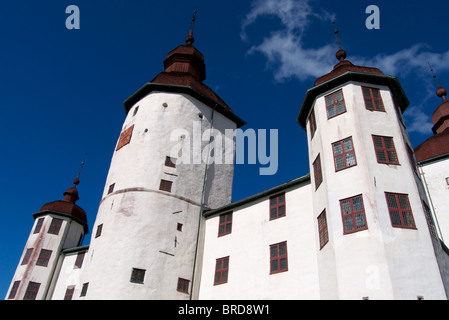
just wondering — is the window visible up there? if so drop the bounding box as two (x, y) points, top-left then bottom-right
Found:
(159, 180), (173, 192)
(95, 224), (103, 238)
(313, 154), (323, 190)
(423, 202), (438, 240)
(340, 195), (368, 234)
(385, 193), (416, 229)
(317, 210), (329, 249)
(332, 137), (357, 171)
(33, 218), (44, 234)
(214, 257), (229, 285)
(133, 106), (139, 117)
(373, 135), (399, 165)
(362, 87), (385, 111)
(24, 282), (40, 300)
(218, 212), (232, 237)
(48, 218), (63, 235)
(165, 156), (176, 168)
(74, 252), (85, 269)
(177, 278), (190, 294)
(130, 268), (146, 284)
(116, 125), (134, 151)
(446, 177), (449, 186)
(64, 286), (75, 300)
(108, 183), (115, 194)
(21, 248), (33, 265)
(325, 89), (346, 119)
(177, 223), (183, 232)
(270, 242), (288, 274)
(80, 283), (89, 297)
(270, 193), (286, 220)
(8, 281), (20, 299)
(309, 108), (317, 138)
(36, 249), (52, 267)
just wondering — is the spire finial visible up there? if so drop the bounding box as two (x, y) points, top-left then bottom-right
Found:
(185, 8), (197, 46)
(73, 153), (87, 186)
(333, 21), (347, 62)
(429, 62), (448, 101)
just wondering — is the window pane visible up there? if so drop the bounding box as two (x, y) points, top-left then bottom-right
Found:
(387, 151), (398, 163)
(222, 257), (229, 269)
(279, 258), (287, 271)
(271, 260), (278, 272)
(270, 246), (278, 258)
(372, 89), (381, 99)
(373, 136), (384, 148)
(270, 208), (278, 220)
(335, 155), (345, 170)
(270, 197), (277, 206)
(219, 225), (225, 235)
(278, 194), (285, 204)
(325, 95), (334, 106)
(278, 205), (286, 217)
(344, 216), (354, 231)
(398, 195), (410, 210)
(362, 87), (372, 98)
(327, 105), (336, 117)
(216, 260), (222, 271)
(279, 243), (287, 256)
(215, 272), (221, 284)
(335, 91), (343, 102)
(336, 101), (346, 114)
(365, 99), (374, 110)
(402, 212), (414, 227)
(341, 200), (352, 214)
(333, 143), (343, 155)
(352, 196), (363, 212)
(384, 137), (394, 149)
(375, 100), (384, 111)
(386, 194), (398, 208)
(346, 152), (356, 166)
(221, 270), (228, 282)
(343, 139), (353, 151)
(376, 150), (387, 162)
(390, 210), (402, 226)
(225, 224), (232, 234)
(355, 213), (367, 229)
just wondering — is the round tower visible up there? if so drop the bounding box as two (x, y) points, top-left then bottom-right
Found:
(297, 39), (448, 299)
(78, 23), (245, 299)
(6, 178), (88, 300)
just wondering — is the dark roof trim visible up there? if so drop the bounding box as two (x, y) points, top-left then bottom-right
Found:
(417, 151), (449, 165)
(33, 210), (89, 234)
(61, 245), (90, 255)
(123, 83), (246, 128)
(297, 72), (410, 129)
(203, 174), (311, 217)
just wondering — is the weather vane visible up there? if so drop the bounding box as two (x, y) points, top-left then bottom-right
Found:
(185, 8), (197, 45)
(76, 152), (88, 180)
(429, 62), (441, 88)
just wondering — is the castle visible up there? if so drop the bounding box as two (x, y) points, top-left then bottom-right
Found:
(5, 22), (449, 300)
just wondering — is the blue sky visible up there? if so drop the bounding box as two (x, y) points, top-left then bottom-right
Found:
(1, 0), (449, 298)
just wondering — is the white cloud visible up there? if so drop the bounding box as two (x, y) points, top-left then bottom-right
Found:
(241, 0), (449, 134)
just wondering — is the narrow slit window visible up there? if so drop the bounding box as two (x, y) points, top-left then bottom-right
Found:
(318, 210), (329, 249)
(95, 224), (103, 238)
(309, 108), (317, 139)
(313, 154), (323, 190)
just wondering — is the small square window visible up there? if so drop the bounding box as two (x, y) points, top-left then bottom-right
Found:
(116, 125), (134, 151)
(362, 87), (385, 111)
(80, 283), (89, 297)
(332, 137), (357, 171)
(33, 218), (44, 234)
(325, 90), (346, 119)
(214, 257), (229, 285)
(373, 135), (399, 165)
(24, 282), (40, 300)
(165, 156), (176, 168)
(95, 224), (103, 238)
(36, 249), (52, 267)
(159, 180), (173, 192)
(270, 193), (286, 220)
(108, 183), (115, 194)
(130, 268), (146, 284)
(270, 242), (288, 274)
(48, 218), (63, 235)
(317, 210), (329, 249)
(177, 223), (183, 232)
(177, 278), (190, 294)
(340, 195), (368, 234)
(218, 212), (232, 237)
(313, 154), (323, 190)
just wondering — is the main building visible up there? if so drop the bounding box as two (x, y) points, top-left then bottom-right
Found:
(6, 24), (449, 300)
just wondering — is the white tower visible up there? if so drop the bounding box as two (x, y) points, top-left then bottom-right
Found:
(297, 41), (449, 299)
(6, 178), (88, 300)
(78, 22), (245, 299)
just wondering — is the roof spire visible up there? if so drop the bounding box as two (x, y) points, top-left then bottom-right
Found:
(429, 62), (448, 101)
(185, 8), (197, 46)
(333, 21), (347, 62)
(73, 153), (87, 186)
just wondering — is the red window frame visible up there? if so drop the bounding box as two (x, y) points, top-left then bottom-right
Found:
(362, 87), (385, 111)
(116, 125), (134, 151)
(214, 256), (229, 285)
(95, 224), (103, 238)
(33, 218), (44, 234)
(372, 135), (399, 165)
(309, 108), (317, 139)
(36, 249), (52, 267)
(48, 218), (63, 235)
(340, 195), (368, 234)
(218, 212), (232, 237)
(74, 252), (85, 269)
(177, 223), (183, 232)
(332, 137), (357, 171)
(108, 183), (115, 194)
(313, 154), (323, 190)
(270, 241), (288, 274)
(159, 179), (173, 192)
(8, 281), (20, 299)
(325, 89), (346, 119)
(317, 210), (329, 249)
(165, 156), (176, 168)
(64, 286), (75, 300)
(270, 193), (286, 220)
(23, 281), (40, 300)
(21, 248), (33, 265)
(177, 278), (190, 294)
(385, 193), (416, 229)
